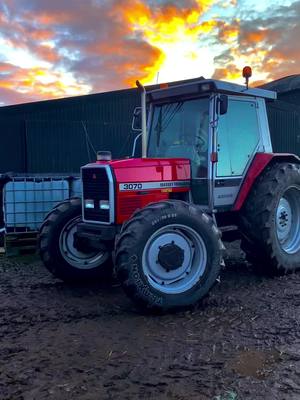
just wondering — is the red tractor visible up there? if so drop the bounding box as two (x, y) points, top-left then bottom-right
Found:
(39, 71), (300, 311)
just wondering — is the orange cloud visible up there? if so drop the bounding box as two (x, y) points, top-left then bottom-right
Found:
(33, 12), (72, 25)
(242, 31), (267, 43)
(29, 29), (55, 41)
(214, 0), (300, 85)
(111, 0), (216, 85)
(213, 64), (240, 80)
(0, 62), (90, 102)
(35, 44), (60, 63)
(217, 20), (239, 43)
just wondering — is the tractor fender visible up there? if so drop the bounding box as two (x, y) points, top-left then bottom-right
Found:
(233, 152), (300, 211)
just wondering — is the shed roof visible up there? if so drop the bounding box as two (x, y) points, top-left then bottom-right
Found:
(259, 74), (300, 93)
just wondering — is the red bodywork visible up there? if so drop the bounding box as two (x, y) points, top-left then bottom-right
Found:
(234, 153), (300, 211)
(91, 153), (299, 223)
(96, 158), (191, 224)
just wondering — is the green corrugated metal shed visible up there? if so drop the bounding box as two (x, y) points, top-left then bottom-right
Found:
(0, 87), (140, 173)
(260, 75), (300, 103)
(261, 75), (300, 157)
(0, 76), (204, 174)
(0, 75), (299, 174)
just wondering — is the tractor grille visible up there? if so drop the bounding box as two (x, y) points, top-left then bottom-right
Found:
(81, 166), (111, 223)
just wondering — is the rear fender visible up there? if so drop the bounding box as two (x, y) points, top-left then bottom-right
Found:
(233, 153), (300, 211)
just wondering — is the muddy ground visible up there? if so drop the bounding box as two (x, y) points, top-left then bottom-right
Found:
(0, 243), (300, 400)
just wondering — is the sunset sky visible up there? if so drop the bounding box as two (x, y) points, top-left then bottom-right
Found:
(0, 0), (299, 105)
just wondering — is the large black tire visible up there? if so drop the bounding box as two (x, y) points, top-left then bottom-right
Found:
(39, 198), (112, 282)
(240, 162), (300, 274)
(115, 200), (223, 312)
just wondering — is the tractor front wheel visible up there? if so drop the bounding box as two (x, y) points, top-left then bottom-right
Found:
(115, 200), (223, 312)
(39, 198), (112, 282)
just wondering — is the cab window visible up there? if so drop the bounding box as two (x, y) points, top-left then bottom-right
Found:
(147, 98), (210, 178)
(217, 99), (260, 177)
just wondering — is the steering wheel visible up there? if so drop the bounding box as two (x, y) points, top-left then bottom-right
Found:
(196, 128), (208, 153)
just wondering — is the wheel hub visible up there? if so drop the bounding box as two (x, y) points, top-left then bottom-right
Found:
(73, 233), (90, 253)
(59, 216), (108, 269)
(142, 225), (207, 294)
(157, 242), (184, 271)
(275, 187), (300, 254)
(276, 198), (292, 241)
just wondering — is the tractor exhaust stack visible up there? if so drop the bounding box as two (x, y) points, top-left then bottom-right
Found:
(136, 80), (147, 158)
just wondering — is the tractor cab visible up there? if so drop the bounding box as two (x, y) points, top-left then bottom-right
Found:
(140, 78), (276, 210)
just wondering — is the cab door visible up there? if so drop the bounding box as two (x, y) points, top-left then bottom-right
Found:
(214, 96), (261, 210)
(190, 95), (214, 208)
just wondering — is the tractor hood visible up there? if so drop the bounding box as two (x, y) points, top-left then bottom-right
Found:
(84, 157), (191, 183)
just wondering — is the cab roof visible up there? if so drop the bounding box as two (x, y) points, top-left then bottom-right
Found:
(148, 78), (277, 102)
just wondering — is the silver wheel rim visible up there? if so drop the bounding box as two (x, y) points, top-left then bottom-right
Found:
(142, 224), (207, 294)
(59, 216), (107, 269)
(276, 186), (300, 254)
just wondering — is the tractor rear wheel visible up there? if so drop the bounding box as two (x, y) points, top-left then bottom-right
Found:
(240, 162), (300, 274)
(39, 198), (112, 282)
(115, 200), (223, 312)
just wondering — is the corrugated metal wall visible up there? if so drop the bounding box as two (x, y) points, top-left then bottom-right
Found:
(0, 119), (26, 172)
(260, 78), (300, 156)
(1, 80), (300, 174)
(267, 94), (300, 157)
(0, 88), (140, 173)
(0, 77), (205, 174)
(278, 90), (300, 107)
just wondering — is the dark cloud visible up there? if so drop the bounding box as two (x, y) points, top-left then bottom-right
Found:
(0, 0), (216, 103)
(213, 1), (300, 80)
(0, 0), (167, 100)
(0, 3), (62, 64)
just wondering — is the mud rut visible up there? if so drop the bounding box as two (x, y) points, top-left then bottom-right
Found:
(0, 243), (300, 400)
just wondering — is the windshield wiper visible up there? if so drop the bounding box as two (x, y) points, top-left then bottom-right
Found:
(154, 102), (183, 148)
(155, 107), (163, 147)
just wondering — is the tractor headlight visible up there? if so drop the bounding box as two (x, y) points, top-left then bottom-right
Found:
(99, 200), (110, 210)
(84, 199), (95, 209)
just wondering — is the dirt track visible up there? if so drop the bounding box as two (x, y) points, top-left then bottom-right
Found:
(1, 244), (300, 400)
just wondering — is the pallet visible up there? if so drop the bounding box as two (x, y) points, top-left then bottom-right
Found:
(4, 231), (38, 257)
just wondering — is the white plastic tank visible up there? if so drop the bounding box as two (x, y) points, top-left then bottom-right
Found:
(69, 177), (82, 198)
(4, 176), (70, 231)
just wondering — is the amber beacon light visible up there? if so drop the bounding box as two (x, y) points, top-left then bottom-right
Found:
(242, 66), (252, 89)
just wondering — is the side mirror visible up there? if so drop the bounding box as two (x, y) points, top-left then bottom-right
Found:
(132, 107), (142, 131)
(219, 95), (228, 115)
